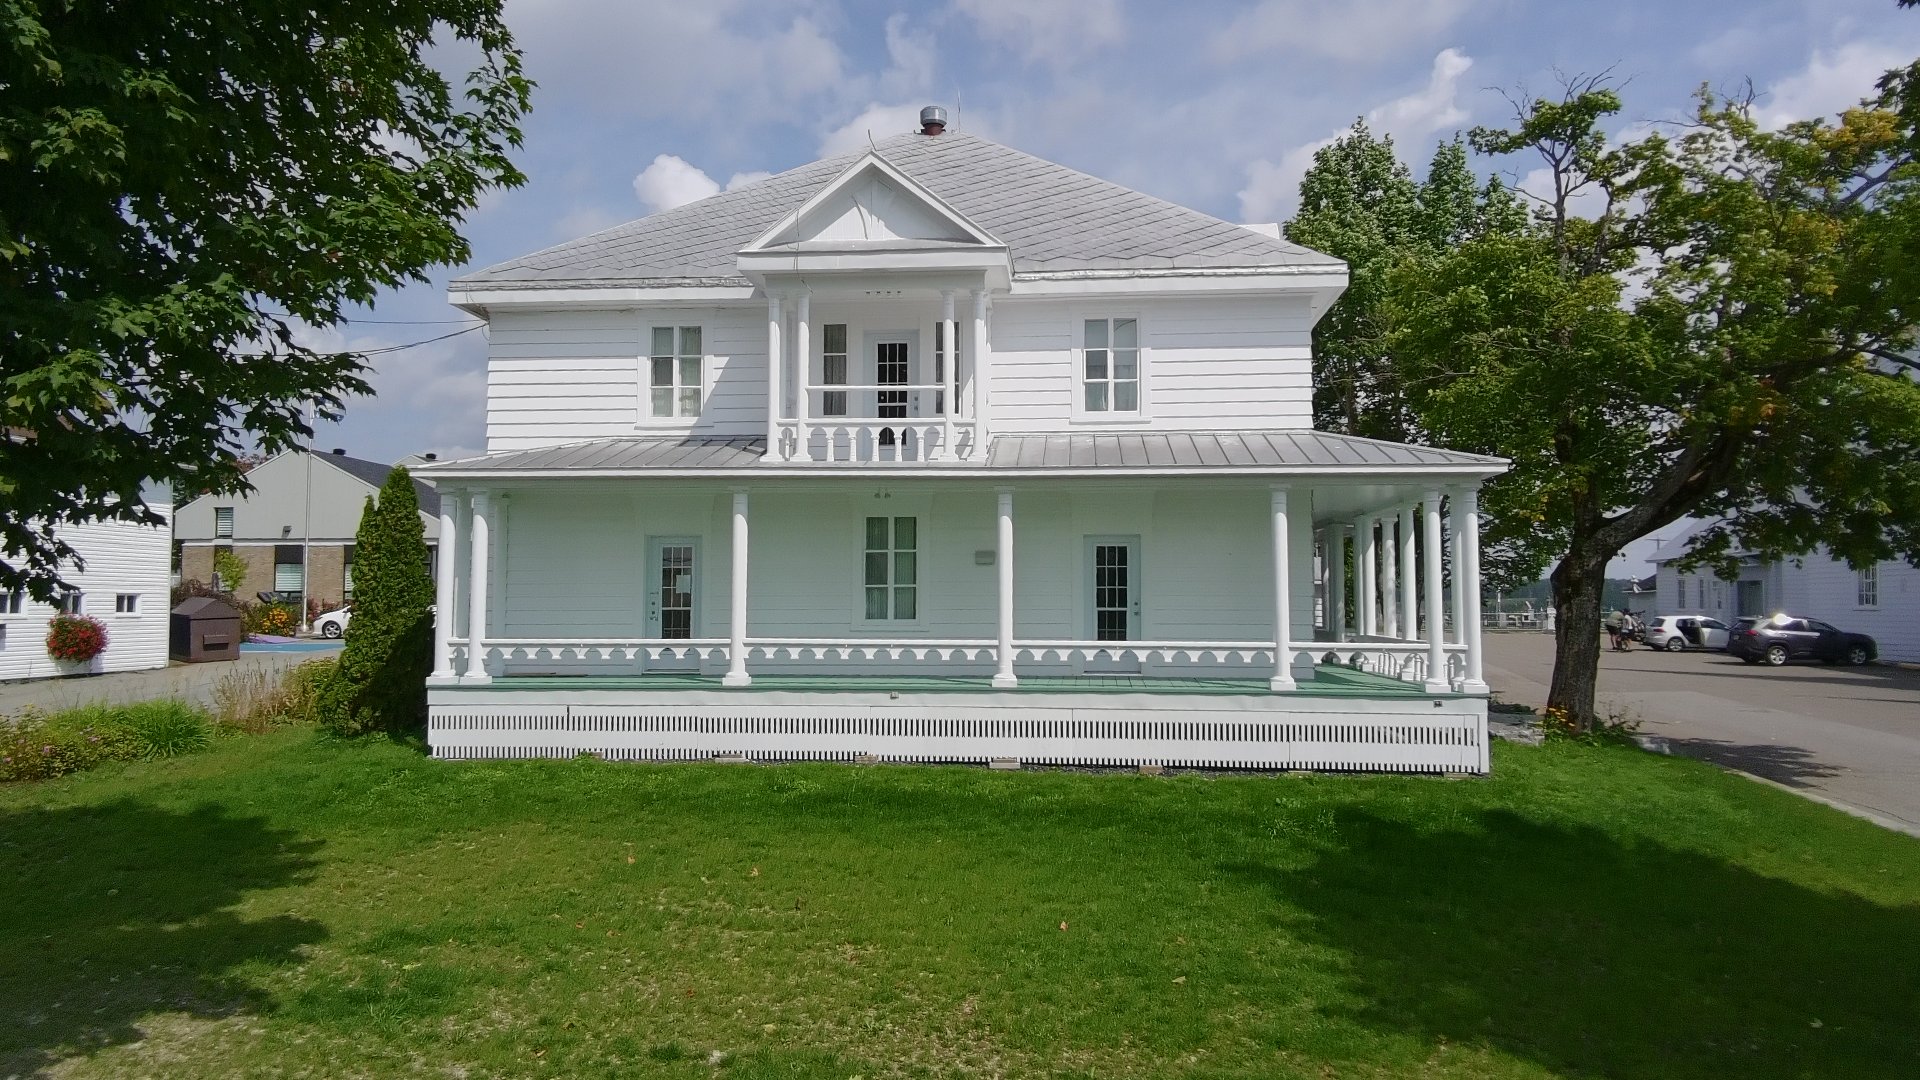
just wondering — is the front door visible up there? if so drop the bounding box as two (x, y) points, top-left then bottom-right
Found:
(1086, 536), (1142, 673)
(645, 537), (700, 669)
(1736, 580), (1764, 618)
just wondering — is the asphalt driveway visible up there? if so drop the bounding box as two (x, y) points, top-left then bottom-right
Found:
(1484, 631), (1920, 834)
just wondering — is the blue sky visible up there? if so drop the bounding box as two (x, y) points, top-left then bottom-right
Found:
(308, 0), (1920, 575)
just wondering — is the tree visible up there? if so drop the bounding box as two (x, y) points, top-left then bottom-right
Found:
(211, 548), (248, 596)
(1383, 73), (1920, 727)
(318, 468), (434, 735)
(0, 1), (531, 601)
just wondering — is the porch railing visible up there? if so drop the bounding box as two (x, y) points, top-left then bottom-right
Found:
(444, 636), (1471, 690)
(768, 382), (984, 463)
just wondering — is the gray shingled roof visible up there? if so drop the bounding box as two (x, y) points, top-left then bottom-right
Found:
(318, 450), (442, 515)
(454, 132), (1341, 288)
(415, 433), (1502, 476)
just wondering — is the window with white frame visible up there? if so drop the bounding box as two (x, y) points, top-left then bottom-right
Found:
(1859, 564), (1878, 607)
(821, 324), (848, 417)
(214, 506), (234, 538)
(863, 516), (918, 620)
(1, 589), (20, 615)
(1082, 317), (1140, 413)
(59, 591), (82, 614)
(115, 593), (139, 613)
(647, 325), (704, 419)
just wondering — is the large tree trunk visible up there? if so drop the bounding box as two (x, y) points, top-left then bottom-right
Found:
(1547, 552), (1610, 729)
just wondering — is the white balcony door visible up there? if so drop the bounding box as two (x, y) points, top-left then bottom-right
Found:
(862, 330), (921, 420)
(1085, 535), (1142, 673)
(645, 537), (701, 670)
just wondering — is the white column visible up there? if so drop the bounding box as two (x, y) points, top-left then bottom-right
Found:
(430, 488), (461, 680)
(1327, 523), (1348, 643)
(724, 490), (751, 687)
(1270, 486), (1296, 692)
(488, 493), (511, 674)
(1379, 514), (1399, 638)
(765, 296), (784, 459)
(794, 295), (813, 461)
(1357, 517), (1377, 637)
(1448, 491), (1466, 652)
(1458, 487), (1489, 693)
(462, 490), (491, 683)
(993, 487), (1017, 688)
(939, 290), (957, 460)
(970, 289), (989, 453)
(1399, 504), (1419, 640)
(1422, 491), (1449, 693)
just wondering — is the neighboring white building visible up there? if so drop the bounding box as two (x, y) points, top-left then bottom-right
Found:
(416, 113), (1509, 773)
(1653, 522), (1918, 662)
(1, 506), (173, 681)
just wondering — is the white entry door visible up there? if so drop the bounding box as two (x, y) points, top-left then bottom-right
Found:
(645, 537), (700, 669)
(1085, 536), (1142, 673)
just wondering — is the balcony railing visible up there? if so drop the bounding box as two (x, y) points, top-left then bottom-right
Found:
(771, 382), (983, 463)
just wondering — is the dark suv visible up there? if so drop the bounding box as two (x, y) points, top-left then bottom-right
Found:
(1728, 616), (1878, 667)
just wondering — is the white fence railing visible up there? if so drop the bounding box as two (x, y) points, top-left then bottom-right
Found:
(772, 418), (981, 463)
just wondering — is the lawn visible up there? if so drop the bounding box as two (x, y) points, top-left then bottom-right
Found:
(1, 733), (1915, 1079)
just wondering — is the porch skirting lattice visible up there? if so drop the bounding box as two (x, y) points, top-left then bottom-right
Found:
(428, 679), (1488, 774)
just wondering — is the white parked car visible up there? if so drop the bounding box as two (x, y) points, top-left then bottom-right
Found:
(1642, 614), (1731, 652)
(313, 606), (351, 639)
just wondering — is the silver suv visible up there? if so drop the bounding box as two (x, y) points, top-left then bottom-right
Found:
(1643, 614), (1732, 652)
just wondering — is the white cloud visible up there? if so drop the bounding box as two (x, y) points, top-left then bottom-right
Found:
(296, 318), (489, 461)
(632, 154), (722, 214)
(725, 171), (773, 191)
(879, 13), (936, 99)
(819, 103), (936, 157)
(1215, 0), (1476, 62)
(949, 0), (1125, 64)
(1755, 40), (1913, 129)
(1239, 49), (1474, 222)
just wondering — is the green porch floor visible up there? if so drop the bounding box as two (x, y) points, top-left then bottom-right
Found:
(440, 664), (1458, 698)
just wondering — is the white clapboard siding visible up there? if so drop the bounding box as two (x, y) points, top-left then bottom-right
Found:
(0, 508), (172, 681)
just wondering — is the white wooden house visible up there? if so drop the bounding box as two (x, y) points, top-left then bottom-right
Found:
(417, 112), (1508, 772)
(1, 505), (172, 681)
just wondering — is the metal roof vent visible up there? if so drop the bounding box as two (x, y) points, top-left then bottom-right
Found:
(920, 105), (947, 136)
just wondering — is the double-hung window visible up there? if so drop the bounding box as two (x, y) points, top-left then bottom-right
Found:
(1, 589), (22, 614)
(821, 324), (848, 417)
(648, 326), (704, 420)
(1859, 564), (1879, 607)
(863, 516), (918, 621)
(1082, 317), (1140, 414)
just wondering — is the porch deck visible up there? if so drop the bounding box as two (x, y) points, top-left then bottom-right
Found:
(436, 664), (1445, 698)
(427, 663), (1488, 774)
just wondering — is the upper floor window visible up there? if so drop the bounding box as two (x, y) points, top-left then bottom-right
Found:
(115, 593), (139, 613)
(1859, 564), (1878, 607)
(821, 324), (848, 417)
(1082, 317), (1139, 414)
(59, 591), (83, 614)
(648, 325), (704, 420)
(214, 506), (234, 538)
(1, 589), (21, 615)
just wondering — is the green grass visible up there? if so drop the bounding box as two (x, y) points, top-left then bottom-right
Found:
(1, 734), (1916, 1078)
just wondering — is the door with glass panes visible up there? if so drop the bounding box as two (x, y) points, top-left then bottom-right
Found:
(645, 537), (700, 669)
(1085, 536), (1142, 673)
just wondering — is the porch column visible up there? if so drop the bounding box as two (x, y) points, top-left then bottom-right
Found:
(1422, 491), (1449, 693)
(970, 290), (989, 452)
(1448, 493), (1467, 652)
(1356, 517), (1377, 637)
(765, 296), (784, 459)
(724, 489), (751, 687)
(1457, 486), (1489, 693)
(1379, 513), (1399, 638)
(794, 293), (810, 459)
(1327, 523), (1348, 643)
(993, 487), (1017, 688)
(939, 290), (957, 460)
(1399, 504), (1419, 640)
(462, 490), (491, 683)
(431, 488), (461, 680)
(1270, 486), (1296, 692)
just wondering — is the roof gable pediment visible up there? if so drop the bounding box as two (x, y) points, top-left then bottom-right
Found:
(742, 152), (1001, 253)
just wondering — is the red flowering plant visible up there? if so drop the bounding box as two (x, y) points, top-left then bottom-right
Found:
(45, 614), (108, 664)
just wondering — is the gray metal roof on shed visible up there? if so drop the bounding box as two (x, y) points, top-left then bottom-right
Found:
(415, 433), (1502, 477)
(454, 131), (1342, 288)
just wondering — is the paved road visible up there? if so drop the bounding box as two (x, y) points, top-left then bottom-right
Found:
(0, 646), (340, 715)
(1484, 631), (1920, 833)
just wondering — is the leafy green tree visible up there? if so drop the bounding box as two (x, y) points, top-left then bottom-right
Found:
(211, 549), (248, 596)
(1385, 73), (1920, 727)
(319, 468), (433, 735)
(0, 1), (530, 601)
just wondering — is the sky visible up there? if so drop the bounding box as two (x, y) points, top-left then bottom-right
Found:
(305, 0), (1920, 578)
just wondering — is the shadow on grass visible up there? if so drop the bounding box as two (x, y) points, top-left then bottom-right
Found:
(1659, 736), (1840, 788)
(0, 801), (325, 1075)
(1227, 809), (1920, 1079)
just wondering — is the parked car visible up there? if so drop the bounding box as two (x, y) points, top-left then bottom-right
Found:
(1727, 615), (1878, 666)
(313, 606), (351, 639)
(1643, 614), (1732, 652)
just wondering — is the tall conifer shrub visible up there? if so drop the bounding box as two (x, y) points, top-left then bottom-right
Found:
(318, 468), (434, 735)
